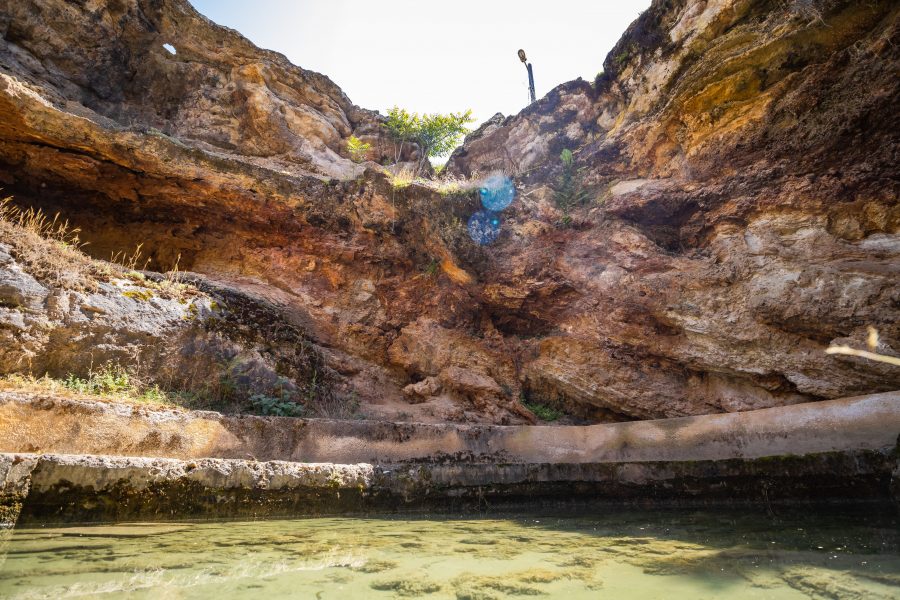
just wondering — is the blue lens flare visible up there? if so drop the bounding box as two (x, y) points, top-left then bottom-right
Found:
(479, 174), (515, 212)
(467, 174), (514, 246)
(467, 210), (502, 245)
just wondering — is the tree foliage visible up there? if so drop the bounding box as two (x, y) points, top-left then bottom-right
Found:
(384, 107), (418, 146)
(415, 110), (474, 158)
(383, 106), (474, 173)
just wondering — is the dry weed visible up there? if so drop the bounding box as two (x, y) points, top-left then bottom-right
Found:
(0, 197), (115, 291)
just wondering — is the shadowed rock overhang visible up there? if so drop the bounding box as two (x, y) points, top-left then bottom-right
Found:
(0, 0), (897, 423)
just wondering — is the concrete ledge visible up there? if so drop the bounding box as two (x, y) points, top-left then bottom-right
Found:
(2, 449), (897, 525)
(1, 391), (898, 464)
(2, 392), (897, 523)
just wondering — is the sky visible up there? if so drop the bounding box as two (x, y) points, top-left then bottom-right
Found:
(188, 0), (650, 128)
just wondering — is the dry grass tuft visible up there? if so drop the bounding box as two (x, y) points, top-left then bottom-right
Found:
(0, 197), (194, 301)
(383, 167), (480, 196)
(0, 197), (118, 291)
(0, 198), (81, 243)
(431, 173), (478, 196)
(109, 242), (152, 272)
(386, 165), (417, 190)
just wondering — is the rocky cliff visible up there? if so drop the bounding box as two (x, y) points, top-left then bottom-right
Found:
(0, 0), (897, 423)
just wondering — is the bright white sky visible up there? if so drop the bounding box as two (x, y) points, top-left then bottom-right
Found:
(189, 1), (649, 128)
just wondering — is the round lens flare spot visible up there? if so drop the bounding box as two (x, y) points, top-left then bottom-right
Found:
(468, 211), (502, 245)
(479, 174), (515, 212)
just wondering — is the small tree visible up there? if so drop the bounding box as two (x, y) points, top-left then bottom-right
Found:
(384, 106), (418, 164)
(346, 135), (371, 163)
(413, 110), (473, 173)
(552, 149), (590, 226)
(383, 106), (473, 174)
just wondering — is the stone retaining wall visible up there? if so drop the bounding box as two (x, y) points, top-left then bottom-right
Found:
(1, 391), (898, 464)
(2, 449), (897, 525)
(1, 391), (897, 524)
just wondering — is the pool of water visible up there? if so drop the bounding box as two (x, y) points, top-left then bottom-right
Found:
(1, 508), (898, 599)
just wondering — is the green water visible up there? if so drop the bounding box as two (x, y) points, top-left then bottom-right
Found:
(1, 509), (898, 599)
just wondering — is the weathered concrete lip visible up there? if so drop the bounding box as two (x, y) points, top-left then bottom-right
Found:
(1, 391), (898, 464)
(1, 392), (898, 524)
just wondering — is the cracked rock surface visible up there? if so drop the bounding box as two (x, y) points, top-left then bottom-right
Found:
(0, 0), (897, 423)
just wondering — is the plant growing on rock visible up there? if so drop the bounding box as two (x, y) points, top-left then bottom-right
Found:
(346, 135), (371, 163)
(58, 363), (171, 405)
(433, 173), (476, 196)
(0, 197), (99, 290)
(383, 106), (474, 174)
(387, 166), (416, 190)
(249, 392), (306, 418)
(551, 149), (590, 226)
(421, 258), (440, 276)
(523, 398), (565, 422)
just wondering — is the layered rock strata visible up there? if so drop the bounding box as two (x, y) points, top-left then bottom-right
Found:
(0, 0), (897, 422)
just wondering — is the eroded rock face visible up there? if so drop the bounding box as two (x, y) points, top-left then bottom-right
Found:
(0, 0), (896, 423)
(0, 0), (411, 178)
(445, 0), (900, 417)
(0, 230), (332, 411)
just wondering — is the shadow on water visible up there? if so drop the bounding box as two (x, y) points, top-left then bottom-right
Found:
(0, 504), (898, 599)
(525, 505), (900, 579)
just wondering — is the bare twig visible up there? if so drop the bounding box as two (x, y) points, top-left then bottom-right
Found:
(824, 346), (900, 367)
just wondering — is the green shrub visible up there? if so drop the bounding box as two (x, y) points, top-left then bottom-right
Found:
(523, 400), (564, 422)
(551, 149), (590, 226)
(63, 364), (132, 395)
(346, 135), (371, 163)
(422, 258), (440, 276)
(61, 364), (168, 404)
(250, 393), (305, 418)
(23, 361), (315, 415)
